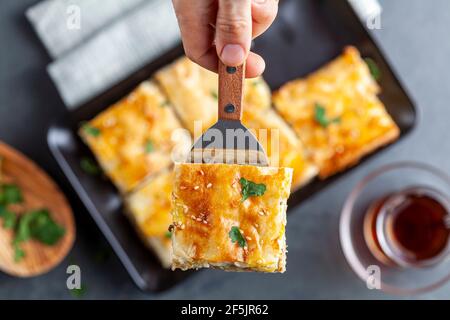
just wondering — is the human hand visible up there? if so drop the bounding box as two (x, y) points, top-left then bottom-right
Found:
(172, 0), (279, 78)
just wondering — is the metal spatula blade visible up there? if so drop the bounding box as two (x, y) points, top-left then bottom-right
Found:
(188, 61), (269, 166)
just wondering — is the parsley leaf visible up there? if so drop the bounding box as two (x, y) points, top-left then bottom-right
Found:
(144, 140), (155, 154)
(164, 231), (172, 239)
(14, 244), (25, 262)
(0, 205), (17, 229)
(27, 209), (66, 245)
(252, 79), (262, 87)
(314, 103), (341, 128)
(364, 57), (381, 81)
(0, 181), (66, 263)
(160, 100), (170, 108)
(12, 212), (33, 262)
(81, 123), (101, 137)
(0, 184), (23, 205)
(70, 284), (87, 298)
(229, 226), (247, 248)
(211, 91), (218, 100)
(13, 209), (66, 262)
(80, 157), (101, 176)
(239, 178), (266, 202)
(14, 211), (36, 243)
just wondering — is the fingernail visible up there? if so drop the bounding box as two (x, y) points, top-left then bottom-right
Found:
(221, 44), (246, 66)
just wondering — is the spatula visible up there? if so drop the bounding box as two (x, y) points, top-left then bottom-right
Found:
(189, 61), (269, 166)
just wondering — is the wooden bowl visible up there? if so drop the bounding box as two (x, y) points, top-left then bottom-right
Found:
(0, 142), (75, 277)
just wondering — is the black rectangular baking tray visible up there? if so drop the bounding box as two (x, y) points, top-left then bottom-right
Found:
(47, 0), (416, 292)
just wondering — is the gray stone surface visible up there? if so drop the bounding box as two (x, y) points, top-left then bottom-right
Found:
(0, 0), (449, 299)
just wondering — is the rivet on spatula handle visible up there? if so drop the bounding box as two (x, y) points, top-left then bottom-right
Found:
(218, 61), (245, 121)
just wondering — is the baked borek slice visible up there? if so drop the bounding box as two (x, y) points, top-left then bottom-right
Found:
(171, 163), (292, 273)
(273, 46), (400, 178)
(125, 170), (174, 268)
(79, 81), (190, 193)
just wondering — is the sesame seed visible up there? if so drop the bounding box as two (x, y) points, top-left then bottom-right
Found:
(194, 186), (200, 190)
(191, 215), (196, 220)
(202, 220), (207, 224)
(258, 210), (265, 216)
(180, 186), (187, 190)
(350, 129), (360, 138)
(335, 145), (344, 154)
(206, 183), (212, 188)
(199, 170), (204, 176)
(196, 218), (202, 222)
(246, 236), (252, 241)
(104, 117), (116, 127)
(254, 223), (259, 228)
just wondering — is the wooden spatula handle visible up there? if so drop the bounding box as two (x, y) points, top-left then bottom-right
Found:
(218, 60), (245, 121)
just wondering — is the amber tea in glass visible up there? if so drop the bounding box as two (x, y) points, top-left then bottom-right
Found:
(364, 186), (450, 268)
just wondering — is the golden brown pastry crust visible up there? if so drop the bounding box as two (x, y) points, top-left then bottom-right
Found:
(171, 163), (292, 272)
(155, 57), (218, 135)
(273, 46), (400, 178)
(79, 81), (190, 193)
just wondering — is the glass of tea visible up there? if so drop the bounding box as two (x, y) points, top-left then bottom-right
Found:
(340, 162), (450, 295)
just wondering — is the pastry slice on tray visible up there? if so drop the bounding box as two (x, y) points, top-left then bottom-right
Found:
(273, 46), (400, 178)
(79, 81), (190, 193)
(242, 107), (317, 190)
(125, 170), (174, 268)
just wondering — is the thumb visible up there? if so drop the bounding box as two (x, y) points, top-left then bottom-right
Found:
(215, 0), (252, 67)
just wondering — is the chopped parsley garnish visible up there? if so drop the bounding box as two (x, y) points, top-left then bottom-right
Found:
(314, 103), (341, 128)
(164, 231), (172, 239)
(160, 100), (170, 108)
(144, 140), (155, 153)
(211, 91), (218, 100)
(14, 211), (34, 243)
(81, 123), (101, 137)
(70, 284), (87, 298)
(239, 178), (266, 201)
(0, 205), (17, 229)
(80, 157), (101, 176)
(0, 184), (23, 205)
(25, 209), (66, 245)
(364, 57), (381, 81)
(0, 183), (67, 263)
(12, 209), (65, 262)
(14, 244), (25, 262)
(229, 226), (247, 248)
(252, 79), (263, 87)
